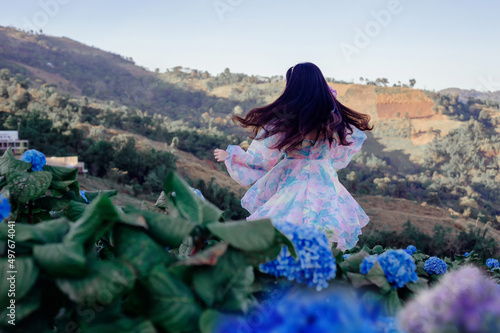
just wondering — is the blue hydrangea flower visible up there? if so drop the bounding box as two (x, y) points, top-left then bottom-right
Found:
(259, 222), (337, 291)
(0, 194), (11, 221)
(360, 255), (379, 275)
(424, 256), (448, 275)
(21, 149), (46, 171)
(80, 190), (90, 204)
(377, 250), (419, 289)
(343, 254), (351, 259)
(464, 252), (470, 257)
(486, 258), (499, 269)
(216, 289), (393, 333)
(189, 187), (204, 199)
(405, 245), (417, 255)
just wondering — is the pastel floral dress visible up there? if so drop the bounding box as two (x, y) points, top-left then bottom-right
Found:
(224, 116), (370, 251)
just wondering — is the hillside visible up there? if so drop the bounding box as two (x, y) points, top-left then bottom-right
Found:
(1, 26), (499, 230)
(440, 87), (500, 104)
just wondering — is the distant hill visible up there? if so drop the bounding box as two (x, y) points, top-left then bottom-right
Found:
(440, 88), (500, 104)
(1, 25), (499, 229)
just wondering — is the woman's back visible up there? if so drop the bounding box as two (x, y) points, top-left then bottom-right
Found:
(222, 125), (369, 250)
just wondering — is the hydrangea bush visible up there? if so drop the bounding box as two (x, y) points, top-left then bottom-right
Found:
(259, 222), (337, 291)
(214, 289), (401, 333)
(399, 266), (500, 332)
(1, 147), (499, 332)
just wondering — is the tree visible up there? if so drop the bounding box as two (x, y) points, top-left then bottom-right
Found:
(409, 79), (416, 88)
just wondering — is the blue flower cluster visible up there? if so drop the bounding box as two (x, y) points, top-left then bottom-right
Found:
(216, 289), (395, 333)
(405, 245), (417, 255)
(0, 194), (11, 221)
(21, 149), (46, 171)
(360, 255), (379, 275)
(424, 256), (447, 275)
(80, 190), (90, 204)
(361, 250), (418, 289)
(464, 252), (470, 257)
(259, 222), (337, 291)
(486, 258), (499, 269)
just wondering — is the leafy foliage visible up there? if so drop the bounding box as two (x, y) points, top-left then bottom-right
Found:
(0, 154), (295, 331)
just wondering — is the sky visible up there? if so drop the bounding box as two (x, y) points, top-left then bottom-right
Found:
(1, 0), (499, 92)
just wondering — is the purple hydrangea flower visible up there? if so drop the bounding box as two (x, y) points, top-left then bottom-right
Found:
(0, 194), (11, 221)
(360, 255), (379, 275)
(21, 149), (46, 171)
(399, 266), (500, 333)
(259, 222), (337, 291)
(405, 245), (417, 255)
(424, 256), (447, 275)
(216, 289), (394, 333)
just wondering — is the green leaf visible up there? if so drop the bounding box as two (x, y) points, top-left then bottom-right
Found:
(346, 272), (374, 288)
(406, 277), (429, 293)
(64, 195), (120, 248)
(141, 210), (196, 248)
(200, 200), (224, 225)
(33, 241), (87, 277)
(0, 257), (39, 308)
(199, 310), (225, 333)
(206, 219), (276, 252)
(164, 172), (202, 222)
(33, 195), (73, 212)
(0, 147), (31, 176)
(0, 218), (70, 244)
(192, 249), (255, 312)
(416, 261), (428, 276)
(50, 180), (78, 193)
(114, 225), (173, 279)
(383, 289), (402, 316)
(147, 265), (202, 333)
(64, 200), (88, 221)
(372, 245), (384, 254)
(82, 317), (156, 333)
(365, 262), (393, 295)
(57, 260), (135, 306)
(43, 165), (78, 181)
(84, 190), (118, 202)
(7, 170), (52, 203)
(340, 250), (369, 273)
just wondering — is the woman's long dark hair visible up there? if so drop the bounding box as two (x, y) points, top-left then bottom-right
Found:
(232, 62), (373, 152)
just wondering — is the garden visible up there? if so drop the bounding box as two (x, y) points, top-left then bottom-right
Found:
(0, 147), (499, 333)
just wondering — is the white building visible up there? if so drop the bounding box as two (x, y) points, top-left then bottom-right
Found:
(0, 131), (28, 155)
